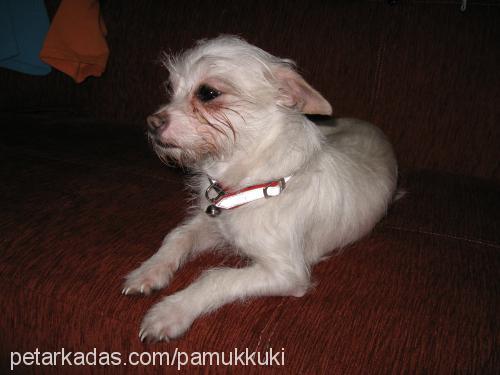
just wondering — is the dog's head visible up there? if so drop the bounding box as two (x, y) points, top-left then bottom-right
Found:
(147, 35), (332, 167)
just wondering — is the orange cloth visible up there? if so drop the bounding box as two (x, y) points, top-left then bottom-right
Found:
(40, 0), (109, 83)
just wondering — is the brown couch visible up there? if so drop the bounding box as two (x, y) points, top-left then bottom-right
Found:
(1, 1), (498, 373)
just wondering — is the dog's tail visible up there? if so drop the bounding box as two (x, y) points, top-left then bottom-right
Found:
(393, 189), (407, 202)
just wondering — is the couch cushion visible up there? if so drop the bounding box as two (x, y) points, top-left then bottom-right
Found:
(1, 115), (498, 373)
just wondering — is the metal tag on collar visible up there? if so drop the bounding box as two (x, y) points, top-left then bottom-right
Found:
(205, 204), (221, 217)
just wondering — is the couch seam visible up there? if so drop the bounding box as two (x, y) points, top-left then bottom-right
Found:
(254, 298), (287, 352)
(382, 225), (500, 249)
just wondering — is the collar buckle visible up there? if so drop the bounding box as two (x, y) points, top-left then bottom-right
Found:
(205, 178), (225, 203)
(263, 177), (287, 198)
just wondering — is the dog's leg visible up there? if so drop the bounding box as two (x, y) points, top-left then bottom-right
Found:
(139, 259), (309, 342)
(122, 213), (221, 295)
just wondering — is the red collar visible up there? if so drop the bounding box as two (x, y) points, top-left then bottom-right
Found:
(204, 176), (291, 216)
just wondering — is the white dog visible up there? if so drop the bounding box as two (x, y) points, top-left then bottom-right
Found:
(122, 35), (398, 342)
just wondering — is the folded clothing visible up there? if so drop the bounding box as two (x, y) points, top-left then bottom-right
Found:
(0, 0), (51, 76)
(40, 0), (109, 83)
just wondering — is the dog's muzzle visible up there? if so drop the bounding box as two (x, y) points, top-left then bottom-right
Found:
(147, 112), (178, 148)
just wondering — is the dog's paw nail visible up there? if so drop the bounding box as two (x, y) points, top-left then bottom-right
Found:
(123, 263), (174, 296)
(139, 298), (194, 342)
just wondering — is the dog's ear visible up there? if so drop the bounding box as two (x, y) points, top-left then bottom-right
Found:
(273, 66), (332, 115)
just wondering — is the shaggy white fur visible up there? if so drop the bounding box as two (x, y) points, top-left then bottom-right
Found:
(122, 35), (398, 342)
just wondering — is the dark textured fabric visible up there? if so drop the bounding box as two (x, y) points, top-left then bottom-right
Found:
(1, 1), (499, 372)
(0, 114), (498, 373)
(0, 1), (499, 180)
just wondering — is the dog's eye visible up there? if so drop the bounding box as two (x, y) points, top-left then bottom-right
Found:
(196, 85), (221, 102)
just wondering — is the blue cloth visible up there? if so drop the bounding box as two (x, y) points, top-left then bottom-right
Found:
(0, 0), (51, 75)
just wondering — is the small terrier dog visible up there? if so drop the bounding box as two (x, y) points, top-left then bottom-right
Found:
(122, 36), (397, 342)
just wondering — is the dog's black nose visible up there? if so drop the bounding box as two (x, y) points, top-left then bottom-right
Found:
(147, 114), (167, 132)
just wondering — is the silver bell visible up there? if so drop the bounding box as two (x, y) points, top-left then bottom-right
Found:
(205, 205), (221, 217)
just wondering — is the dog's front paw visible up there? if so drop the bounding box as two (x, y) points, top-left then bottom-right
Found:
(122, 260), (174, 296)
(139, 296), (195, 342)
